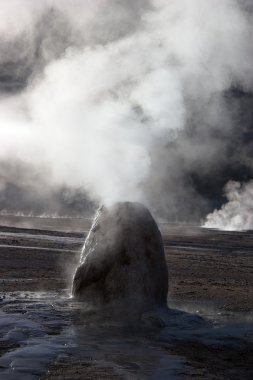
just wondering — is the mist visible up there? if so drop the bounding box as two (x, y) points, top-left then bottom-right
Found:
(1, 0), (253, 226)
(204, 180), (253, 231)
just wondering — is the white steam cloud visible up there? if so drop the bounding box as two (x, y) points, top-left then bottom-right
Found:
(204, 180), (253, 231)
(1, 0), (253, 218)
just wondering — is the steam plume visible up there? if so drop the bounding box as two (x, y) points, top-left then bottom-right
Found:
(204, 180), (253, 231)
(1, 1), (253, 223)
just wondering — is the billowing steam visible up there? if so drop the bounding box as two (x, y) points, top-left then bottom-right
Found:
(204, 180), (253, 231)
(1, 0), (253, 225)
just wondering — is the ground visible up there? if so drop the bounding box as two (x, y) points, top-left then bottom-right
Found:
(0, 216), (253, 379)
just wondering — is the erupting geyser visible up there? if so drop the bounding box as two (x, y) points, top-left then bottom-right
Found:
(72, 202), (168, 319)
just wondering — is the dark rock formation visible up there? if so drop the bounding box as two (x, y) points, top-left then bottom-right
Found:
(72, 202), (168, 318)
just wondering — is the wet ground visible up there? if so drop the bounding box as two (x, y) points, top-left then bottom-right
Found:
(0, 216), (253, 379)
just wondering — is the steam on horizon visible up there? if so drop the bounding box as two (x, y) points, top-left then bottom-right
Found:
(1, 0), (253, 229)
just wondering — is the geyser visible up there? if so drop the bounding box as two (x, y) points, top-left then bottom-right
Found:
(72, 202), (168, 318)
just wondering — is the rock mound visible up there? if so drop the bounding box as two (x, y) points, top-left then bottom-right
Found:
(72, 202), (168, 317)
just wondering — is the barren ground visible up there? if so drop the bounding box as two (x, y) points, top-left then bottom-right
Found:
(0, 217), (253, 379)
